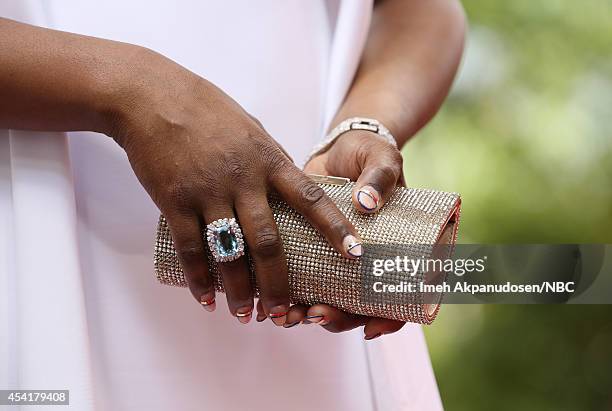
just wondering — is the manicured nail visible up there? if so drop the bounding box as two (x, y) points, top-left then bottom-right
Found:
(357, 186), (379, 211)
(256, 314), (267, 323)
(283, 321), (299, 329)
(236, 307), (253, 324)
(200, 294), (216, 312)
(304, 314), (324, 325)
(343, 235), (363, 258)
(364, 332), (382, 341)
(268, 306), (288, 326)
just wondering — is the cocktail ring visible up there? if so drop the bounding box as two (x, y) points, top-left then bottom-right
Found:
(206, 217), (245, 263)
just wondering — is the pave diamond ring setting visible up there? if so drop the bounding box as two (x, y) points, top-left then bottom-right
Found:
(206, 218), (245, 263)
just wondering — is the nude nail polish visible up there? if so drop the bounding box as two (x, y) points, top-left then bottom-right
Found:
(200, 294), (216, 312)
(343, 235), (363, 258)
(269, 306), (288, 326)
(236, 307), (253, 324)
(304, 314), (324, 325)
(357, 186), (379, 211)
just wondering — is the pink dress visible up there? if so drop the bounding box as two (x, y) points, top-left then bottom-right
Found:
(0, 1), (443, 410)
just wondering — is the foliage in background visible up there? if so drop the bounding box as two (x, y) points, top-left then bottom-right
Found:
(402, 1), (612, 410)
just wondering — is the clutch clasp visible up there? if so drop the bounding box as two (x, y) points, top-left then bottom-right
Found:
(307, 174), (351, 186)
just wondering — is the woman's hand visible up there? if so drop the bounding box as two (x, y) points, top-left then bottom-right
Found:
(255, 130), (408, 339)
(108, 48), (361, 325)
(257, 0), (466, 338)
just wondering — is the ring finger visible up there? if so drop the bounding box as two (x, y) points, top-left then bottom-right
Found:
(204, 206), (254, 324)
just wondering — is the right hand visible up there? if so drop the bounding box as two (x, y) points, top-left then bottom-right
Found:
(106, 47), (361, 325)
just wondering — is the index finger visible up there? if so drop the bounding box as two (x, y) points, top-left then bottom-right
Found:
(270, 164), (363, 259)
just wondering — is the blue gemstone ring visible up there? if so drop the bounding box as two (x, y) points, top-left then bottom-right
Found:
(206, 217), (245, 263)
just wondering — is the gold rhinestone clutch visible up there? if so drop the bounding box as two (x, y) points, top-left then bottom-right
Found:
(154, 175), (461, 324)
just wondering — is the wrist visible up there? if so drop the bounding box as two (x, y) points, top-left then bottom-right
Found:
(306, 117), (397, 165)
(87, 43), (157, 141)
(331, 100), (406, 146)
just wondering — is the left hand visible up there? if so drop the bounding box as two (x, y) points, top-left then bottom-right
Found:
(255, 130), (408, 340)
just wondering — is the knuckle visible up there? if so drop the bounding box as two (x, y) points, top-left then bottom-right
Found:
(168, 181), (195, 210)
(297, 181), (326, 207)
(226, 155), (247, 180)
(251, 227), (282, 258)
(327, 217), (350, 238)
(216, 147), (248, 181)
(248, 114), (265, 129)
(377, 164), (401, 184)
(260, 145), (288, 176)
(267, 158), (287, 177)
(176, 242), (205, 264)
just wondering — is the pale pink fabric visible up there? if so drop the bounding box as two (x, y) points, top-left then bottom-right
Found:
(0, 1), (443, 410)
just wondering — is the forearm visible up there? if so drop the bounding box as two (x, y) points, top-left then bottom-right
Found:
(0, 17), (141, 134)
(333, 0), (466, 147)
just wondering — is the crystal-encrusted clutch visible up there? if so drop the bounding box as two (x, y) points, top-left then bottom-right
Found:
(154, 175), (461, 324)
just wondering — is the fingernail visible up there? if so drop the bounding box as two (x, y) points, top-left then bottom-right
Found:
(357, 186), (379, 211)
(256, 314), (267, 323)
(200, 294), (216, 312)
(343, 235), (363, 258)
(304, 314), (324, 325)
(283, 321), (299, 329)
(236, 307), (253, 324)
(268, 306), (288, 326)
(364, 332), (382, 341)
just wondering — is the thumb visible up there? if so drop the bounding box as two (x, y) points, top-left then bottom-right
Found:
(352, 147), (403, 213)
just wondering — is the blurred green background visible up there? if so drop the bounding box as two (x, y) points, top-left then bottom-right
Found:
(402, 1), (612, 410)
